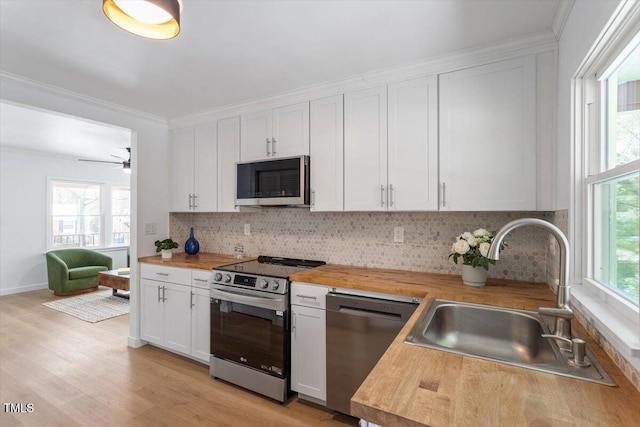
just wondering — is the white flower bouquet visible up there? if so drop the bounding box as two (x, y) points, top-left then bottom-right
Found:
(448, 228), (505, 271)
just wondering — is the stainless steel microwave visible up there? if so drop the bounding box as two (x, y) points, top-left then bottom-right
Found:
(236, 155), (310, 206)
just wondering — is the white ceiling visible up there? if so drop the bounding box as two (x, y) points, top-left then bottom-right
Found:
(0, 101), (131, 161)
(0, 0), (562, 120)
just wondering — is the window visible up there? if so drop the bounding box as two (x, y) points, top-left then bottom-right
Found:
(586, 34), (639, 306)
(49, 179), (130, 249)
(111, 187), (131, 245)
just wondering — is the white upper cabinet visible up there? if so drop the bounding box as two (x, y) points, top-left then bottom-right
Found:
(217, 116), (241, 212)
(310, 95), (344, 212)
(344, 86), (388, 211)
(388, 76), (439, 211)
(169, 127), (195, 212)
(194, 123), (218, 212)
(169, 124), (218, 212)
(241, 102), (309, 161)
(439, 56), (536, 211)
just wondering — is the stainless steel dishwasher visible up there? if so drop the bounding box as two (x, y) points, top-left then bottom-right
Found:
(326, 292), (418, 415)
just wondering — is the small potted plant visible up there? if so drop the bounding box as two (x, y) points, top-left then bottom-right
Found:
(448, 228), (505, 287)
(155, 238), (179, 260)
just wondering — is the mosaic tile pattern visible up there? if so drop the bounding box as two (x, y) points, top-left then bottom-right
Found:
(170, 210), (553, 282)
(571, 298), (640, 392)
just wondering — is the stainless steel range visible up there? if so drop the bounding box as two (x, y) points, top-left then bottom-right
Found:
(209, 256), (325, 402)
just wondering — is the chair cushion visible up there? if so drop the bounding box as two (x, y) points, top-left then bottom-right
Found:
(68, 266), (108, 280)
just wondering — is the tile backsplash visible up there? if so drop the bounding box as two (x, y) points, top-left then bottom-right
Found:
(171, 209), (553, 283)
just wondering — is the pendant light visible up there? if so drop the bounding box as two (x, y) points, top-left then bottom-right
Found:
(102, 0), (181, 40)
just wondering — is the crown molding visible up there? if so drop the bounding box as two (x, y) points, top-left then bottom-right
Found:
(169, 30), (558, 129)
(0, 71), (167, 125)
(552, 0), (575, 40)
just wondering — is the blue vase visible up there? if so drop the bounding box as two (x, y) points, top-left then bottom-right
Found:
(184, 227), (200, 255)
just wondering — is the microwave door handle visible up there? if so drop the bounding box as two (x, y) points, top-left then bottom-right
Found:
(210, 288), (285, 309)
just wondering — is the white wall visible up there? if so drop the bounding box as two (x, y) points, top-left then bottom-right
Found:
(0, 74), (169, 346)
(0, 149), (130, 294)
(555, 0), (619, 209)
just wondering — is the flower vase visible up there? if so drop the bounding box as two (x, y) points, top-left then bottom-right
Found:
(461, 264), (487, 287)
(184, 227), (200, 255)
(161, 249), (173, 260)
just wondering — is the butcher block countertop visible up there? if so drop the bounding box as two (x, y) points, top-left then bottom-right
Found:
(138, 252), (252, 270)
(290, 264), (640, 427)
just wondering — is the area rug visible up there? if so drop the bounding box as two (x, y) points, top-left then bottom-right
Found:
(42, 290), (129, 323)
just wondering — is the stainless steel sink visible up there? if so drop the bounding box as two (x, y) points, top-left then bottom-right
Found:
(404, 299), (616, 386)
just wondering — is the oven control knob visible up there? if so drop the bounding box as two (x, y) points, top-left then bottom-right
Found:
(213, 272), (222, 282)
(259, 279), (268, 289)
(270, 280), (279, 291)
(222, 274), (232, 283)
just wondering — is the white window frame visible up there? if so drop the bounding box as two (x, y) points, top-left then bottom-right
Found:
(47, 178), (130, 251)
(570, 1), (640, 363)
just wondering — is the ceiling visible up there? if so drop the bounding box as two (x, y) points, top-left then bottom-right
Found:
(0, 101), (131, 162)
(0, 0), (562, 120)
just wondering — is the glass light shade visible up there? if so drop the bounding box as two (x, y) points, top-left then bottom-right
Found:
(103, 0), (180, 39)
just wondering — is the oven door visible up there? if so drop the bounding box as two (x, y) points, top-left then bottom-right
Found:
(210, 285), (289, 378)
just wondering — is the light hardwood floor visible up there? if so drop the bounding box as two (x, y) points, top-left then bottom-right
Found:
(0, 289), (358, 427)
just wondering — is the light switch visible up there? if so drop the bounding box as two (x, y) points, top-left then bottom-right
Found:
(244, 223), (251, 236)
(144, 223), (157, 235)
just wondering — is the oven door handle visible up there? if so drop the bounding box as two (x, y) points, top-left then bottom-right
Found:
(210, 288), (286, 311)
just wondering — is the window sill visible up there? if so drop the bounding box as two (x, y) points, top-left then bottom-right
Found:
(571, 282), (640, 369)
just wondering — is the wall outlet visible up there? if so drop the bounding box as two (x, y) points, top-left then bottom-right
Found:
(393, 227), (404, 243)
(244, 223), (251, 236)
(144, 223), (157, 235)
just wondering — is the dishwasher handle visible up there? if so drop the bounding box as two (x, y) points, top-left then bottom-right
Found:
(327, 292), (417, 322)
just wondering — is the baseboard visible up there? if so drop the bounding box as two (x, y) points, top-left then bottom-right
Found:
(0, 282), (48, 296)
(128, 336), (147, 348)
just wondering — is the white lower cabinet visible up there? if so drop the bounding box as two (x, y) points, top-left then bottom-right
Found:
(291, 282), (329, 403)
(140, 264), (211, 364)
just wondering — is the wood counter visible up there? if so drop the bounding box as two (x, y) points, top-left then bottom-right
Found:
(138, 252), (252, 270)
(290, 264), (640, 427)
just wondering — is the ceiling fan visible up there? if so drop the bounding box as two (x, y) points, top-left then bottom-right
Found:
(79, 147), (131, 173)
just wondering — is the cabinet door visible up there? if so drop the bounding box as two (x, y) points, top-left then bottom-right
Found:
(439, 56), (536, 210)
(190, 287), (211, 363)
(388, 76), (439, 211)
(344, 86), (388, 211)
(217, 116), (241, 212)
(163, 282), (192, 355)
(272, 101), (310, 158)
(291, 305), (326, 401)
(194, 122), (218, 212)
(169, 127), (195, 212)
(241, 109), (272, 161)
(310, 95), (344, 212)
(140, 279), (164, 345)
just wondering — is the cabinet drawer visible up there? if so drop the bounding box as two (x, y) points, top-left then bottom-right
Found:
(291, 282), (329, 309)
(140, 263), (191, 285)
(191, 269), (212, 289)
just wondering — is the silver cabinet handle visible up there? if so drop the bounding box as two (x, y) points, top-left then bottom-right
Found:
(380, 185), (385, 207)
(193, 278), (208, 283)
(272, 138), (276, 156)
(389, 184), (394, 207)
(156, 272), (169, 277)
(192, 194), (197, 208)
(190, 291), (195, 309)
(266, 138), (271, 156)
(442, 182), (446, 207)
(188, 193), (192, 209)
(292, 312), (296, 337)
(295, 294), (317, 300)
(311, 189), (315, 207)
(157, 285), (161, 302)
(162, 286), (167, 302)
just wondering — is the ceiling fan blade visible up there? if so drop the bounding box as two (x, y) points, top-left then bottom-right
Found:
(110, 154), (126, 161)
(79, 159), (122, 165)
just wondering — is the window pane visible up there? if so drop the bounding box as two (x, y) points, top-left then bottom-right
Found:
(593, 172), (639, 304)
(51, 181), (102, 249)
(604, 42), (639, 170)
(112, 187), (130, 245)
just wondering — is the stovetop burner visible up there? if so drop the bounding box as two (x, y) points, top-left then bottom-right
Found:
(217, 256), (325, 279)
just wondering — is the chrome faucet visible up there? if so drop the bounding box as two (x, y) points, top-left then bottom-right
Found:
(487, 218), (574, 344)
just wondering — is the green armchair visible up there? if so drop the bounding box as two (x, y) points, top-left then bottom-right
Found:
(46, 249), (113, 296)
